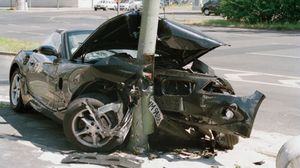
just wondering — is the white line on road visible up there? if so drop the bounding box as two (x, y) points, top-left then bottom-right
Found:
(278, 79), (300, 88)
(247, 52), (300, 59)
(224, 75), (300, 89)
(271, 42), (300, 47)
(214, 67), (300, 80)
(215, 67), (300, 89)
(7, 24), (18, 27)
(0, 96), (9, 103)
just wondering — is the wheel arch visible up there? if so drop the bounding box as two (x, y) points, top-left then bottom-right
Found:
(9, 63), (20, 82)
(70, 80), (119, 103)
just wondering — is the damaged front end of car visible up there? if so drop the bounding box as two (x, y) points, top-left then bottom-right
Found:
(71, 11), (265, 150)
(153, 61), (265, 139)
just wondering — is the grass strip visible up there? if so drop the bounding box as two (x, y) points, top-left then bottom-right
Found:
(191, 19), (300, 31)
(0, 37), (39, 53)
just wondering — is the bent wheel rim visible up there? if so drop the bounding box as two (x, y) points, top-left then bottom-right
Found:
(11, 74), (21, 106)
(71, 109), (113, 148)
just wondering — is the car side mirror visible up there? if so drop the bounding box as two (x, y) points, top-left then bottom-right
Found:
(38, 45), (59, 57)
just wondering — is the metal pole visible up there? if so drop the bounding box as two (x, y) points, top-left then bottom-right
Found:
(24, 0), (28, 11)
(117, 1), (120, 15)
(127, 0), (160, 154)
(57, 0), (60, 10)
(16, 0), (26, 10)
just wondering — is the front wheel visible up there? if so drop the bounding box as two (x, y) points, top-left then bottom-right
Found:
(63, 94), (120, 152)
(10, 69), (24, 112)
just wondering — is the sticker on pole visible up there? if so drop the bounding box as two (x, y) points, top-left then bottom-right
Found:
(148, 96), (164, 126)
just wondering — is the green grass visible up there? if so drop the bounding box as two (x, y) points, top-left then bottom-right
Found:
(164, 4), (192, 10)
(0, 102), (9, 108)
(0, 37), (39, 53)
(0, 8), (14, 11)
(191, 19), (300, 31)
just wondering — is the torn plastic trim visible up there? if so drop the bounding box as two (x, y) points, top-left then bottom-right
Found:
(62, 153), (143, 168)
(156, 91), (265, 138)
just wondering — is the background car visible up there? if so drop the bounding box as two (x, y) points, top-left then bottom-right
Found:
(120, 0), (130, 11)
(202, 0), (220, 16)
(129, 0), (143, 11)
(94, 0), (117, 11)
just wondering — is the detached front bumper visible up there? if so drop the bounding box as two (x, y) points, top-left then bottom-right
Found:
(155, 91), (265, 138)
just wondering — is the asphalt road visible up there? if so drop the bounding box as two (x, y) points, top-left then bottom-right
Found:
(0, 10), (111, 42)
(0, 9), (299, 168)
(0, 9), (219, 42)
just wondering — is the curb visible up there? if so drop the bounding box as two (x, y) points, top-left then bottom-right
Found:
(160, 11), (202, 15)
(0, 51), (17, 56)
(0, 99), (9, 105)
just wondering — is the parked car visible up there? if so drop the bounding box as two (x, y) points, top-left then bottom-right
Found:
(94, 0), (117, 11)
(9, 11), (265, 152)
(129, 0), (143, 11)
(120, 0), (130, 11)
(202, 0), (220, 16)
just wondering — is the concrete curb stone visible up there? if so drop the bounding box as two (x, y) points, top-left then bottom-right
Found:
(0, 51), (16, 56)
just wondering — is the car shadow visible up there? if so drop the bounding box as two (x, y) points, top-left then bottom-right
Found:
(0, 107), (76, 153)
(0, 106), (225, 167)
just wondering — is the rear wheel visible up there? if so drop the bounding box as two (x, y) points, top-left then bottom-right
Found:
(203, 8), (210, 16)
(63, 93), (120, 152)
(94, 7), (97, 11)
(10, 69), (25, 112)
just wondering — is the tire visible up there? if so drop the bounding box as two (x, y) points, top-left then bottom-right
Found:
(215, 133), (239, 150)
(9, 69), (25, 112)
(203, 8), (210, 16)
(94, 7), (97, 11)
(63, 93), (120, 152)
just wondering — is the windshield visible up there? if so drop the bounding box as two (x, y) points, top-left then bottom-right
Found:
(85, 49), (138, 62)
(67, 31), (92, 56)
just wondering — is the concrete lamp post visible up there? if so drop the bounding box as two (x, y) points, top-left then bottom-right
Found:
(16, 0), (28, 11)
(127, 0), (161, 154)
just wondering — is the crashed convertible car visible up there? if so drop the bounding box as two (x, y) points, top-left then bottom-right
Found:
(9, 12), (265, 152)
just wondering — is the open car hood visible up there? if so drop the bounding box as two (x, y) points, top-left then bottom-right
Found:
(72, 11), (224, 66)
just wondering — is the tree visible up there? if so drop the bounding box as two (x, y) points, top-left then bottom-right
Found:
(218, 0), (300, 23)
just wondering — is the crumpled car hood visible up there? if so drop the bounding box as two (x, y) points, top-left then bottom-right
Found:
(72, 11), (224, 66)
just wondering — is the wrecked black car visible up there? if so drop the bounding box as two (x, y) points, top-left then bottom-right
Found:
(9, 12), (265, 152)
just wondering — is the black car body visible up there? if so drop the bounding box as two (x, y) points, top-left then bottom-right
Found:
(202, 0), (220, 16)
(9, 12), (265, 151)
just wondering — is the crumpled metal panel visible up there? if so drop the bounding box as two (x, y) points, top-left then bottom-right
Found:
(72, 11), (223, 66)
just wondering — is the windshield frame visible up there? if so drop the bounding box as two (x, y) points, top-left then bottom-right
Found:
(64, 30), (93, 60)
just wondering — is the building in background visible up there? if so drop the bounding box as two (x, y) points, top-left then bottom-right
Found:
(0, 0), (102, 8)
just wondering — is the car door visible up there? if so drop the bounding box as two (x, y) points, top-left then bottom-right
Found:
(26, 32), (62, 110)
(26, 53), (59, 109)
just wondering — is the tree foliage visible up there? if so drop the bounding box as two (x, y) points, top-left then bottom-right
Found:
(218, 0), (300, 23)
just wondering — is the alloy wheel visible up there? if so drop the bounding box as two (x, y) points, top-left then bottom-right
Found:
(11, 73), (21, 106)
